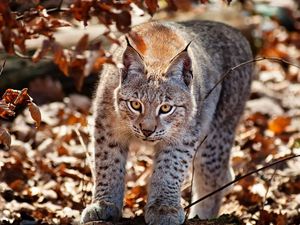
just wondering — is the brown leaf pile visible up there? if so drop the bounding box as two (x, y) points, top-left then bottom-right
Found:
(1, 1), (300, 225)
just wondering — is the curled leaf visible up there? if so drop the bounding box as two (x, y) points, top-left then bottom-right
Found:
(0, 100), (15, 119)
(14, 88), (31, 105)
(28, 102), (41, 128)
(0, 127), (11, 149)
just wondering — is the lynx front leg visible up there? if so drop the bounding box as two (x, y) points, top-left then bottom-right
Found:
(81, 121), (128, 223)
(145, 145), (194, 225)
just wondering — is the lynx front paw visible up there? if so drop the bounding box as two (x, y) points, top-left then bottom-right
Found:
(80, 200), (121, 224)
(145, 203), (185, 225)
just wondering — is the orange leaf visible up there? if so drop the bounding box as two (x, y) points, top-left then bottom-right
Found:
(69, 57), (87, 90)
(93, 56), (114, 71)
(14, 88), (31, 105)
(168, 0), (192, 11)
(2, 88), (19, 103)
(268, 116), (291, 134)
(53, 43), (69, 75)
(75, 34), (89, 53)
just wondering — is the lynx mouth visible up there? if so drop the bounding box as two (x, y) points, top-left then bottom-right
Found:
(142, 138), (157, 142)
(140, 136), (161, 144)
(133, 132), (161, 144)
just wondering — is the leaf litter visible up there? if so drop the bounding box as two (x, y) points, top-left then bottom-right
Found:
(1, 3), (300, 225)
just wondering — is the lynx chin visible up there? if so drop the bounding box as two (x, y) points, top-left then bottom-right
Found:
(81, 20), (253, 225)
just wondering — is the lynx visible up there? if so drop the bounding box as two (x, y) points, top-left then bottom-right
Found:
(81, 20), (253, 225)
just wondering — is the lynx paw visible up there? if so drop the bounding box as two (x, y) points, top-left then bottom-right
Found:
(145, 203), (185, 225)
(80, 200), (121, 224)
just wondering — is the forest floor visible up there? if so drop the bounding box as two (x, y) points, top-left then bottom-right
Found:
(1, 3), (300, 225)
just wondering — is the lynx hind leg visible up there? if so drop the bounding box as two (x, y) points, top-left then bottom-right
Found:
(189, 121), (236, 220)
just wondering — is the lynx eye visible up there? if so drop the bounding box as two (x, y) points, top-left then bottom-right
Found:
(159, 104), (173, 114)
(128, 100), (142, 112)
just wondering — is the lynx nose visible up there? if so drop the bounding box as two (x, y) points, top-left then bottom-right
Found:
(140, 123), (156, 137)
(141, 128), (155, 137)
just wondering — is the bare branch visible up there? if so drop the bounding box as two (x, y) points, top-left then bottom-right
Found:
(260, 168), (277, 213)
(0, 59), (7, 76)
(185, 135), (208, 220)
(16, 7), (69, 21)
(57, 0), (64, 10)
(184, 154), (300, 210)
(204, 57), (300, 100)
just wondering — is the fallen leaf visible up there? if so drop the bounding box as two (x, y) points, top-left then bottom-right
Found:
(268, 116), (291, 134)
(145, 0), (158, 15)
(28, 102), (42, 128)
(0, 127), (11, 149)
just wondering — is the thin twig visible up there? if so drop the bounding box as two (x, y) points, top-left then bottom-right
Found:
(14, 50), (52, 61)
(204, 57), (300, 100)
(258, 168), (277, 224)
(184, 154), (300, 210)
(16, 7), (69, 21)
(185, 135), (208, 220)
(0, 59), (7, 76)
(57, 0), (64, 10)
(14, 50), (32, 60)
(73, 127), (90, 207)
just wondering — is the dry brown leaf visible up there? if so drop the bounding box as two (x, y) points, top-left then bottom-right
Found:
(260, 210), (288, 225)
(14, 88), (31, 105)
(75, 34), (89, 53)
(28, 102), (41, 128)
(32, 39), (51, 63)
(9, 179), (26, 192)
(0, 127), (11, 149)
(145, 0), (158, 15)
(114, 11), (131, 33)
(0, 99), (15, 119)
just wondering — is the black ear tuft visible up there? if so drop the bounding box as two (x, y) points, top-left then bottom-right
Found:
(166, 42), (193, 87)
(121, 36), (145, 82)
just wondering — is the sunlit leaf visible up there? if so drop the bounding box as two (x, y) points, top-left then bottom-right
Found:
(268, 116), (291, 135)
(28, 102), (42, 128)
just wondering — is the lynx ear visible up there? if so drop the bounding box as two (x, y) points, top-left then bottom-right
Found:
(121, 36), (145, 82)
(166, 42), (193, 87)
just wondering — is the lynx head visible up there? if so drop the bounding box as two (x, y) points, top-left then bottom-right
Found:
(114, 37), (196, 144)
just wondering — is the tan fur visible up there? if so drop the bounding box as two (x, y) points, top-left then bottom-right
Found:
(81, 20), (253, 225)
(130, 23), (186, 76)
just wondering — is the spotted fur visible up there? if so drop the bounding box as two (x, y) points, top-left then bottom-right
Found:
(81, 20), (253, 225)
